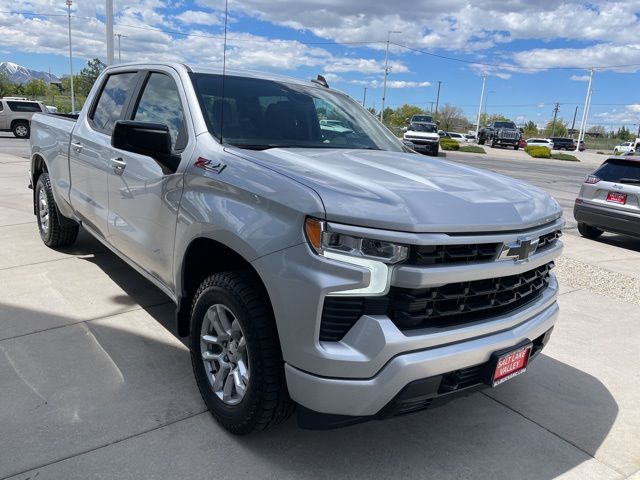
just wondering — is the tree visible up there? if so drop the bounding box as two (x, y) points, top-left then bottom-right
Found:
(543, 118), (567, 137)
(78, 58), (106, 96)
(435, 103), (469, 131)
(24, 79), (46, 98)
(616, 126), (631, 141)
(587, 125), (606, 137)
(61, 75), (82, 97)
(523, 120), (538, 138)
(0, 71), (15, 97)
(387, 104), (425, 127)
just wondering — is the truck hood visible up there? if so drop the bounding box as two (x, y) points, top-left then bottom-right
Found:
(236, 148), (562, 233)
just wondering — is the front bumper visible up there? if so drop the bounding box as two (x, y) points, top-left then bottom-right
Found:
(574, 202), (640, 237)
(286, 286), (558, 417)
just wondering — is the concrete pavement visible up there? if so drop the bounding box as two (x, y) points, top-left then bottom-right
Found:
(1, 148), (639, 479)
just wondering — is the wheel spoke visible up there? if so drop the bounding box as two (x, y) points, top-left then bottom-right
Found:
(201, 334), (219, 345)
(212, 363), (230, 391)
(202, 350), (221, 362)
(207, 309), (230, 342)
(222, 373), (235, 402)
(233, 369), (246, 397)
(215, 304), (232, 333)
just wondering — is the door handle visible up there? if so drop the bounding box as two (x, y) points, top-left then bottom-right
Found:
(110, 157), (127, 175)
(71, 142), (83, 152)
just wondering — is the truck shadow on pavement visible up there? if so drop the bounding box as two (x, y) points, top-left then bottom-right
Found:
(0, 241), (619, 479)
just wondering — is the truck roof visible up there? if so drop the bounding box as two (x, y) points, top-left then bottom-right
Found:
(104, 62), (327, 89)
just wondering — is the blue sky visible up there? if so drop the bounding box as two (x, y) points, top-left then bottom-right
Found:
(1, 0), (639, 130)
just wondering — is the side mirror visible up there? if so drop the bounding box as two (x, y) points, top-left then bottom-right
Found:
(112, 121), (179, 173)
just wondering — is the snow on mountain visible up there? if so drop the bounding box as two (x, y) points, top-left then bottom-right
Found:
(0, 62), (60, 84)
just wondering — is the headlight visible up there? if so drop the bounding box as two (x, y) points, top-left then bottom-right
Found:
(304, 218), (408, 264)
(304, 218), (408, 296)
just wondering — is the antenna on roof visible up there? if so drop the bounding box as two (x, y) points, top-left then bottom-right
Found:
(311, 75), (329, 88)
(219, 0), (229, 144)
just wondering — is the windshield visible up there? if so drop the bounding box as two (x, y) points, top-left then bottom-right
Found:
(411, 115), (434, 123)
(191, 73), (404, 152)
(408, 122), (437, 133)
(494, 121), (516, 129)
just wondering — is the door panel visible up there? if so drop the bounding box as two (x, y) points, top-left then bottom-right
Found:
(69, 72), (138, 238)
(107, 72), (188, 288)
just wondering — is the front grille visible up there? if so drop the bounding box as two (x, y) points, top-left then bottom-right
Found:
(538, 230), (562, 249)
(409, 243), (501, 266)
(388, 262), (554, 331)
(319, 263), (554, 340)
(405, 137), (438, 144)
(499, 131), (518, 139)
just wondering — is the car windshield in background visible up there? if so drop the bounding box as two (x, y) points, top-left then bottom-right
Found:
(596, 159), (640, 182)
(494, 122), (516, 129)
(409, 123), (437, 132)
(411, 115), (434, 123)
(191, 73), (404, 152)
(7, 101), (42, 112)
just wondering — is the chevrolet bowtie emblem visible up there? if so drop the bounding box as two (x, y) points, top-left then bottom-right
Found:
(499, 237), (539, 262)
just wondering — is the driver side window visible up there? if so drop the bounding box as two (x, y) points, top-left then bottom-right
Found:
(133, 73), (187, 151)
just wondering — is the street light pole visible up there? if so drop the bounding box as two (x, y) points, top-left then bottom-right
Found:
(434, 80), (442, 115)
(362, 87), (367, 107)
(576, 68), (594, 148)
(106, 0), (114, 65)
(115, 33), (127, 62)
(475, 74), (487, 139)
(66, 0), (75, 113)
(380, 30), (401, 123)
(483, 90), (495, 117)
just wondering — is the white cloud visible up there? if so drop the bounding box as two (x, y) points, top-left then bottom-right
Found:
(494, 72), (512, 80)
(595, 104), (640, 126)
(176, 10), (221, 26)
(570, 74), (591, 82)
(349, 79), (431, 89)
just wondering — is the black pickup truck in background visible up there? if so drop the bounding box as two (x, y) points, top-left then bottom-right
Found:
(478, 121), (522, 149)
(549, 137), (577, 151)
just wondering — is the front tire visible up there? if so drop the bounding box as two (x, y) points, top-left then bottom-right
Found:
(190, 272), (294, 434)
(514, 145), (519, 150)
(13, 122), (30, 139)
(577, 222), (604, 239)
(35, 172), (79, 247)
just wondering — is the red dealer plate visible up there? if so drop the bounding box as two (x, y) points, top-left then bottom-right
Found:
(606, 192), (627, 204)
(492, 344), (532, 387)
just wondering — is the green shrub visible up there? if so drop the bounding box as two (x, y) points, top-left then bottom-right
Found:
(459, 145), (486, 154)
(524, 145), (551, 158)
(551, 153), (579, 162)
(440, 138), (459, 151)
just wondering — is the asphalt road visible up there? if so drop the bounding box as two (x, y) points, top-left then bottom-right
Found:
(0, 132), (30, 158)
(1, 140), (639, 479)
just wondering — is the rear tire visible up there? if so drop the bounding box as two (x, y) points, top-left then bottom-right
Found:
(478, 137), (485, 145)
(35, 172), (79, 248)
(13, 122), (30, 139)
(190, 271), (294, 434)
(577, 222), (604, 239)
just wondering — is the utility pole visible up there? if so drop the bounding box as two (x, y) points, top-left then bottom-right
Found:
(429, 101), (435, 113)
(380, 30), (401, 123)
(106, 0), (114, 65)
(570, 105), (579, 138)
(577, 69), (594, 149)
(115, 34), (127, 62)
(475, 74), (487, 139)
(551, 102), (560, 137)
(66, 0), (75, 113)
(483, 90), (495, 117)
(583, 89), (593, 138)
(362, 87), (367, 107)
(434, 80), (442, 115)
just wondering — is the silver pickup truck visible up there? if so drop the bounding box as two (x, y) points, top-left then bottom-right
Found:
(30, 62), (564, 434)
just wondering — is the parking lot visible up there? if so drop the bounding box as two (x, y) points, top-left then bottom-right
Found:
(1, 133), (639, 480)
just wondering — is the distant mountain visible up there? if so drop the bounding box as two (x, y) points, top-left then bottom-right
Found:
(0, 62), (60, 84)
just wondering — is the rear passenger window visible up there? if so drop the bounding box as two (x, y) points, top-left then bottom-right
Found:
(133, 73), (186, 151)
(596, 160), (640, 182)
(91, 73), (137, 134)
(7, 101), (42, 112)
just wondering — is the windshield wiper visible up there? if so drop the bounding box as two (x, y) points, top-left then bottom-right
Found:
(618, 178), (640, 184)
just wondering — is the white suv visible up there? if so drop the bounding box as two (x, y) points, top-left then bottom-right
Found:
(0, 97), (45, 138)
